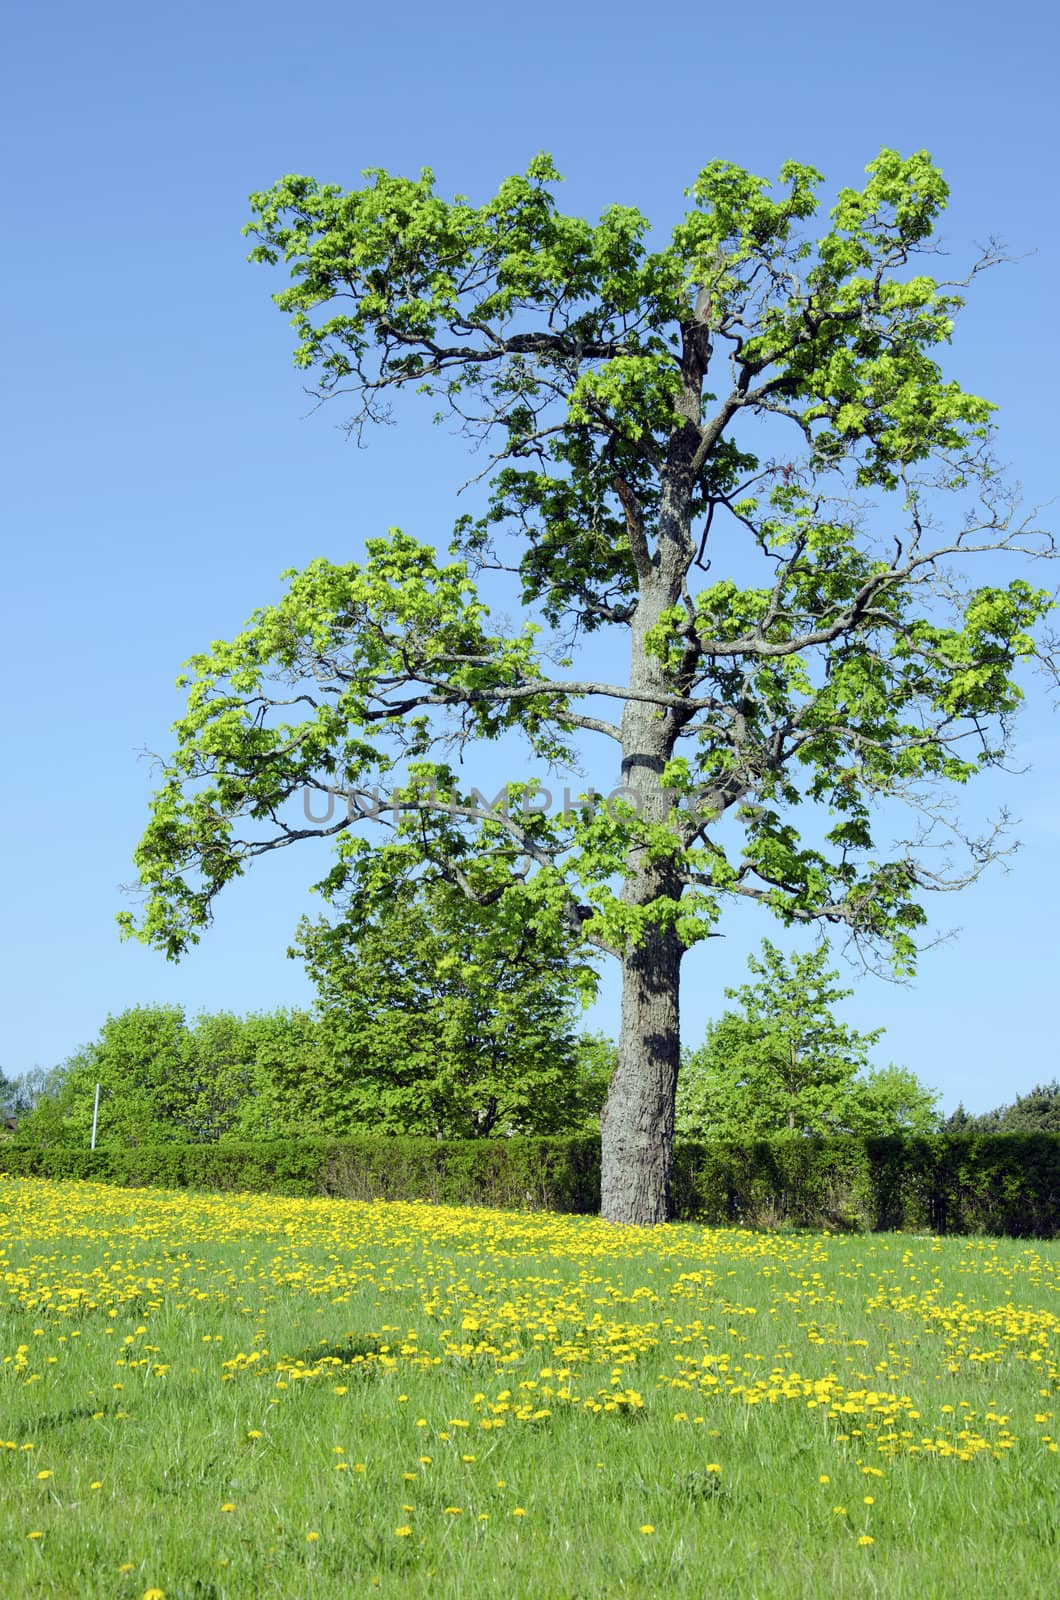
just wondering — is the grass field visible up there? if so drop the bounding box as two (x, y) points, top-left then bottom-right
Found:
(0, 1175), (1057, 1598)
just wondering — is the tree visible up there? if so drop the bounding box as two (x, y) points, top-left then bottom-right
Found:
(944, 1080), (1060, 1133)
(46, 1004), (190, 1146)
(17, 1006), (319, 1146)
(995, 1081), (1060, 1132)
(677, 940), (873, 1135)
(291, 843), (607, 1136)
(676, 942), (939, 1138)
(1, 1066), (57, 1120)
(121, 150), (1054, 1223)
(845, 1063), (941, 1135)
(14, 994), (607, 1146)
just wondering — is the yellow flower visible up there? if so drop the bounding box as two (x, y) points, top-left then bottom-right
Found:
(27, 1532), (43, 1540)
(394, 1526), (412, 1538)
(706, 1462), (721, 1473)
(36, 1470), (53, 1480)
(142, 1591), (166, 1600)
(639, 1524), (655, 1535)
(863, 1496), (874, 1505)
(306, 1532), (319, 1542)
(858, 1535), (875, 1547)
(833, 1506), (847, 1516)
(512, 1507), (526, 1517)
(819, 1474), (830, 1484)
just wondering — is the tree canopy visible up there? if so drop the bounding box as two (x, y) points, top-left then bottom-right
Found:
(292, 841), (607, 1136)
(122, 149), (1054, 1222)
(16, 993), (610, 1147)
(676, 940), (939, 1138)
(944, 1080), (1060, 1135)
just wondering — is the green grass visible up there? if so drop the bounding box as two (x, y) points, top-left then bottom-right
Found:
(0, 1175), (1057, 1598)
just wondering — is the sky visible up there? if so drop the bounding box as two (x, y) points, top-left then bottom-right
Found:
(2, 0), (1058, 1114)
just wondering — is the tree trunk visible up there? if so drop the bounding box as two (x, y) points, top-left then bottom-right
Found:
(600, 567), (687, 1225)
(601, 916), (683, 1224)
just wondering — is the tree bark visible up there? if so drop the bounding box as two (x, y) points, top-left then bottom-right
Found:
(601, 915), (683, 1224)
(600, 569), (687, 1224)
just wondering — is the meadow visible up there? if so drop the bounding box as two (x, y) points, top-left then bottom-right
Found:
(0, 1176), (1056, 1598)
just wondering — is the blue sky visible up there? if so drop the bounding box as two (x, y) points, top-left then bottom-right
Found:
(3, 0), (1057, 1113)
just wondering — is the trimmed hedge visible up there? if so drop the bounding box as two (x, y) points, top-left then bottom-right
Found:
(0, 1136), (602, 1212)
(1, 1132), (1057, 1237)
(672, 1133), (1060, 1238)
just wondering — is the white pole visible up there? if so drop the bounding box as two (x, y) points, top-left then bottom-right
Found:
(90, 1083), (100, 1150)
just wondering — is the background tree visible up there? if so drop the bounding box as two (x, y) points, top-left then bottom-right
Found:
(943, 1080), (1060, 1134)
(291, 840), (608, 1136)
(17, 1006), (317, 1146)
(843, 1063), (941, 1135)
(46, 1005), (190, 1146)
(1, 1065), (58, 1121)
(122, 150), (1054, 1223)
(13, 990), (609, 1145)
(674, 940), (939, 1137)
(995, 1081), (1060, 1132)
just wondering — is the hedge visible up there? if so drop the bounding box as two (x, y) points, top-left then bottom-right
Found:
(0, 1135), (602, 1213)
(1, 1132), (1057, 1237)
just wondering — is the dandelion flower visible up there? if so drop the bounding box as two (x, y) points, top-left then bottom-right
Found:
(640, 1525), (655, 1535)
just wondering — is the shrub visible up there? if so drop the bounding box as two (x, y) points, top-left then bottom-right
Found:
(2, 1132), (1056, 1237)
